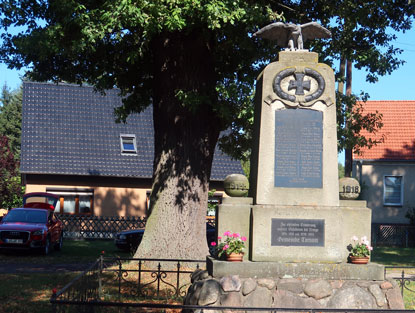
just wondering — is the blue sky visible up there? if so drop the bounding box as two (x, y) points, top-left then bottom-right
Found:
(1, 26), (415, 164)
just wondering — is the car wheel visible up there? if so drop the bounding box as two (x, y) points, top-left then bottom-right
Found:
(54, 234), (63, 251)
(43, 237), (50, 255)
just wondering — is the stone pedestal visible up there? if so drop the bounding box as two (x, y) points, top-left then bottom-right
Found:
(217, 197), (252, 260)
(207, 257), (384, 281)
(251, 203), (371, 262)
(218, 197), (371, 263)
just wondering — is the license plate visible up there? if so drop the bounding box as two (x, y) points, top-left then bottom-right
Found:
(6, 239), (23, 244)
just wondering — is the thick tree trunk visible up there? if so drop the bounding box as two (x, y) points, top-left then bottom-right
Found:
(134, 31), (221, 260)
(337, 57), (346, 94)
(344, 59), (353, 177)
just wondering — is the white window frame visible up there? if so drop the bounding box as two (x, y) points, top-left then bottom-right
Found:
(46, 188), (94, 215)
(120, 134), (137, 155)
(383, 175), (403, 206)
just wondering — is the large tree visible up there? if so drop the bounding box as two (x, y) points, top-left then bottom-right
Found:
(0, 1), (413, 259)
(0, 85), (23, 209)
(0, 84), (22, 158)
(0, 135), (23, 209)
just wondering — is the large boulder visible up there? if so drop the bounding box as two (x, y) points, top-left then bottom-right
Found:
(304, 279), (333, 300)
(327, 286), (376, 309)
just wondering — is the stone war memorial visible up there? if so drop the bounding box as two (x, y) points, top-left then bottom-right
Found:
(185, 22), (405, 310)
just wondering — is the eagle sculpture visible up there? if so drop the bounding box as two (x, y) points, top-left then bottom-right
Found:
(254, 22), (331, 50)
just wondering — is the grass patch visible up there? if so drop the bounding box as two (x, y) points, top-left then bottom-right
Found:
(371, 247), (415, 267)
(0, 239), (131, 264)
(0, 273), (77, 313)
(403, 281), (415, 310)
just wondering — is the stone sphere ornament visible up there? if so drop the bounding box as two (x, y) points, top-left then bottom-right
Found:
(339, 177), (360, 200)
(224, 174), (249, 197)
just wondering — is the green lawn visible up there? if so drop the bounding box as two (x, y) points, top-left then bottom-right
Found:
(403, 281), (415, 310)
(371, 247), (415, 309)
(0, 240), (131, 313)
(0, 273), (77, 313)
(371, 246), (415, 267)
(0, 239), (131, 264)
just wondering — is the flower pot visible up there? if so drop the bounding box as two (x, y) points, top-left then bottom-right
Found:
(226, 252), (244, 262)
(350, 256), (369, 264)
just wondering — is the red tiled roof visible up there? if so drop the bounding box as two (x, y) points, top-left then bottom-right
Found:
(353, 101), (415, 160)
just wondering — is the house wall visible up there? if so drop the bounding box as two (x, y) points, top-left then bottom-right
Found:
(353, 161), (415, 224)
(23, 174), (227, 217)
(25, 184), (150, 217)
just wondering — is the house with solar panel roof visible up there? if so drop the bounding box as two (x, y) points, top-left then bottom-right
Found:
(21, 82), (243, 216)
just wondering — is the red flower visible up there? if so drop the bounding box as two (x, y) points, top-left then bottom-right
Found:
(52, 288), (57, 294)
(210, 242), (217, 246)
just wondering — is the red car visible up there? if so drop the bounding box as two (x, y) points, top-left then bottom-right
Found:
(0, 192), (63, 255)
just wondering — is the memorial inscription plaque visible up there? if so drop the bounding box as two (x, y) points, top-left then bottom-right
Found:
(275, 109), (323, 188)
(271, 218), (325, 246)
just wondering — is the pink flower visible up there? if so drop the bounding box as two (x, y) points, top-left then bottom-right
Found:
(368, 246), (373, 251)
(351, 236), (358, 241)
(232, 233), (240, 238)
(223, 244), (229, 250)
(217, 236), (222, 240)
(241, 236), (247, 242)
(210, 242), (217, 246)
(223, 231), (231, 236)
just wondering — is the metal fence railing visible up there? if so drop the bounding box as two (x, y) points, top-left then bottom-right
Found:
(50, 257), (415, 313)
(372, 224), (415, 248)
(50, 256), (205, 312)
(385, 266), (415, 297)
(50, 302), (415, 313)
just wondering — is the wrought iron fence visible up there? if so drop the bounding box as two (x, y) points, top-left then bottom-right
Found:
(51, 259), (102, 313)
(372, 223), (415, 248)
(50, 302), (415, 313)
(385, 266), (415, 297)
(102, 256), (204, 300)
(51, 260), (415, 313)
(51, 256), (205, 312)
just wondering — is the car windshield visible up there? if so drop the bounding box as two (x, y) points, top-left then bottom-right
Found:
(3, 210), (47, 224)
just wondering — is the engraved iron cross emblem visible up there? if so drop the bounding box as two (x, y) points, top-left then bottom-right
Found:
(288, 73), (310, 95)
(273, 67), (326, 106)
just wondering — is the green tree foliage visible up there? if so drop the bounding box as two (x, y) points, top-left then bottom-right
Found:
(0, 135), (23, 209)
(0, 85), (23, 209)
(336, 92), (385, 154)
(338, 163), (345, 179)
(0, 1), (413, 258)
(0, 84), (22, 158)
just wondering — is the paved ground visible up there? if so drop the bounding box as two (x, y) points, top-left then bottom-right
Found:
(0, 262), (92, 274)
